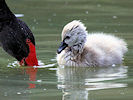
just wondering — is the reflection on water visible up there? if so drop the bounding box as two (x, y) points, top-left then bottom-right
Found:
(7, 60), (43, 89)
(25, 67), (37, 88)
(8, 61), (38, 89)
(57, 66), (128, 100)
(7, 60), (57, 89)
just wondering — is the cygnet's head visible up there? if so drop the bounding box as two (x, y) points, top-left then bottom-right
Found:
(57, 20), (88, 54)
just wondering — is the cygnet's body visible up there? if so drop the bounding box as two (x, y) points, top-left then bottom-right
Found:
(57, 20), (127, 67)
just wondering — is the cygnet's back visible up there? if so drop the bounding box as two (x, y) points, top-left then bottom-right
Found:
(85, 33), (127, 66)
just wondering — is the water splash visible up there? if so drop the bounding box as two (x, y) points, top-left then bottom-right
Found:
(7, 60), (43, 68)
(33, 63), (56, 68)
(7, 60), (56, 69)
(7, 61), (20, 68)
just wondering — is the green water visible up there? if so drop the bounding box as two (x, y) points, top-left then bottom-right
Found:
(0, 0), (133, 100)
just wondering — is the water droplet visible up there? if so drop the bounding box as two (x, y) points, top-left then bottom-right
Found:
(32, 26), (35, 30)
(113, 16), (117, 19)
(17, 92), (21, 95)
(4, 92), (7, 96)
(48, 18), (52, 22)
(97, 4), (101, 7)
(37, 80), (42, 82)
(104, 26), (108, 29)
(34, 19), (37, 22)
(118, 23), (121, 26)
(114, 30), (118, 32)
(53, 13), (56, 16)
(85, 11), (88, 14)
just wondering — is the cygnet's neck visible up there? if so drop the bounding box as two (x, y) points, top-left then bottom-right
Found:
(65, 44), (84, 61)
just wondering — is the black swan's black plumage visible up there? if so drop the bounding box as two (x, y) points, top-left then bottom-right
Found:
(0, 0), (35, 62)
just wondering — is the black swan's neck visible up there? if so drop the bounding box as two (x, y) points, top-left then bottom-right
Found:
(0, 0), (15, 21)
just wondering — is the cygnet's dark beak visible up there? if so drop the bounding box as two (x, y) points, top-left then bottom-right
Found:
(57, 41), (68, 54)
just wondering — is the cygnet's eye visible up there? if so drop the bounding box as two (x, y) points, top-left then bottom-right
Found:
(65, 36), (70, 39)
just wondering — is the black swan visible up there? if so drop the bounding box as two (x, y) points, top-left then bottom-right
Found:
(0, 0), (38, 66)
